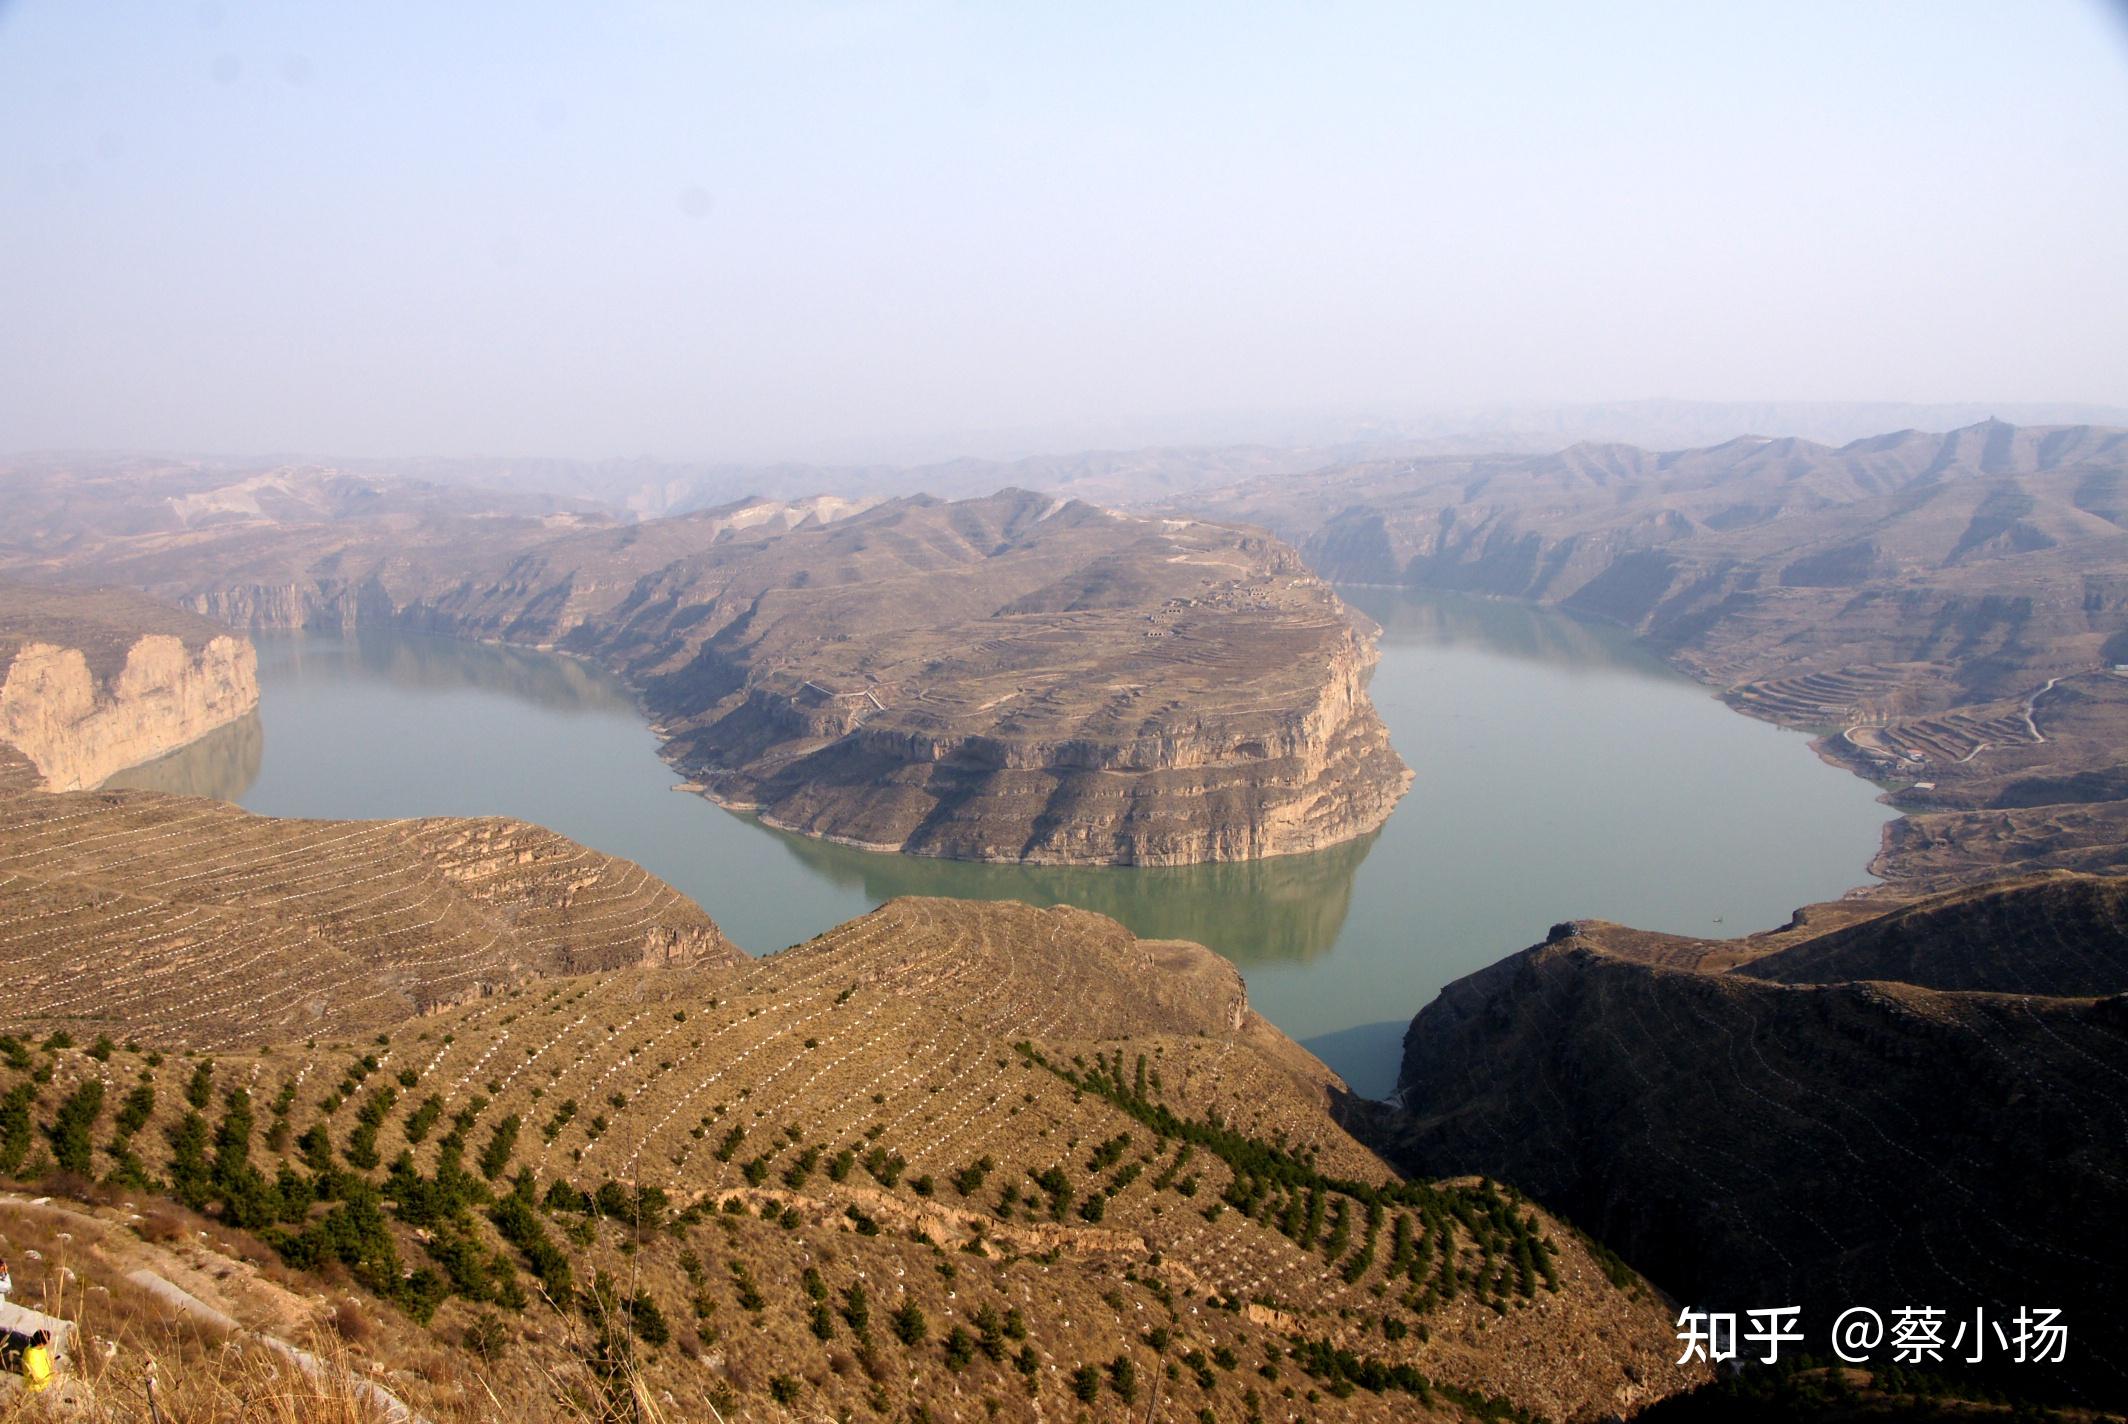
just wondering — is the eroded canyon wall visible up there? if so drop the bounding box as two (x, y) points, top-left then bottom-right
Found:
(0, 586), (261, 791)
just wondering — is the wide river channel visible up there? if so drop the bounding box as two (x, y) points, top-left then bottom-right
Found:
(112, 587), (1895, 1097)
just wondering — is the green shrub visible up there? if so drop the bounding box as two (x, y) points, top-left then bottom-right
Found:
(46, 1079), (105, 1176)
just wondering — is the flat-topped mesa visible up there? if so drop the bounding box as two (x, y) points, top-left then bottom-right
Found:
(18, 482), (1409, 866)
(754, 642), (1406, 864)
(621, 496), (1412, 864)
(0, 581), (259, 791)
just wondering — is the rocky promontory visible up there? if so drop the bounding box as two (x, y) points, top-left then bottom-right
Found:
(1, 475), (1413, 865)
(450, 491), (1413, 864)
(1368, 872), (2128, 1394)
(0, 581), (260, 791)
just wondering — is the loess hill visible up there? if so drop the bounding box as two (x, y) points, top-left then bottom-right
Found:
(0, 826), (1705, 1421)
(0, 465), (1409, 866)
(1366, 872), (2128, 1399)
(1184, 421), (2128, 888)
(0, 582), (1693, 1420)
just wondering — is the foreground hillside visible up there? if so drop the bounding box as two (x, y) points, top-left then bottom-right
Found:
(0, 582), (1691, 1418)
(0, 808), (1702, 1419)
(0, 783), (739, 1048)
(0, 468), (1411, 865)
(1371, 873), (2128, 1401)
(1184, 421), (2128, 888)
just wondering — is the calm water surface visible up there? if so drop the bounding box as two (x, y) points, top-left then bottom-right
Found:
(112, 588), (1895, 1097)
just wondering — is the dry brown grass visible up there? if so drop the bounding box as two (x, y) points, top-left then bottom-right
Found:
(0, 1204), (704, 1424)
(0, 1281), (665, 1424)
(0, 894), (1708, 1423)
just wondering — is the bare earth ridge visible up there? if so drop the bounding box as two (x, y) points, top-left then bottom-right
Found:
(1180, 420), (2128, 889)
(0, 471), (1411, 866)
(1366, 873), (2128, 1397)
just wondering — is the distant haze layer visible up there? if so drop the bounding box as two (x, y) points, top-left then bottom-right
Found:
(1, 2), (2125, 461)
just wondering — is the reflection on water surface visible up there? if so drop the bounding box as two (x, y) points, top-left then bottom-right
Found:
(109, 591), (1894, 1097)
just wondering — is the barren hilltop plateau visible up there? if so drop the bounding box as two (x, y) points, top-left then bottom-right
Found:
(1182, 420), (2128, 887)
(0, 467), (1408, 867)
(0, 423), (2124, 1419)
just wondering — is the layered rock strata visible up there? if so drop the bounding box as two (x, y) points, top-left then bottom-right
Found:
(0, 583), (260, 791)
(1370, 872), (2128, 1395)
(3, 481), (1413, 865)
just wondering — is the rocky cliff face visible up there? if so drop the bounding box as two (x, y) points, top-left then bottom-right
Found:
(721, 621), (1411, 865)
(0, 586), (261, 792)
(1366, 873), (2128, 1396)
(192, 577), (387, 632)
(44, 488), (1412, 866)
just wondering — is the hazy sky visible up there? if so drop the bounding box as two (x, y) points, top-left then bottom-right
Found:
(3, 2), (2126, 461)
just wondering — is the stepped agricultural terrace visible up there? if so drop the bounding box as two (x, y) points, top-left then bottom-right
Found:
(0, 877), (1705, 1421)
(0, 478), (1416, 865)
(0, 788), (736, 1049)
(0, 577), (1694, 1419)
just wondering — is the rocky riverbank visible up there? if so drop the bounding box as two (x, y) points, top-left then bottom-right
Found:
(1, 476), (1415, 865)
(0, 582), (260, 791)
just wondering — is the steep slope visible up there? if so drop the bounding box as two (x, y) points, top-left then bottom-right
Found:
(1730, 871), (2128, 994)
(1, 473), (1413, 866)
(1375, 873), (2128, 1398)
(1184, 422), (2128, 888)
(0, 871), (1705, 1420)
(0, 580), (259, 791)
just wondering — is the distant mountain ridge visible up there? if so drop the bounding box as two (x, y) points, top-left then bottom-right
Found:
(1179, 420), (2128, 891)
(30, 399), (2126, 521)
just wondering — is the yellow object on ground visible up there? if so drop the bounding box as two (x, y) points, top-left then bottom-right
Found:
(21, 1342), (51, 1392)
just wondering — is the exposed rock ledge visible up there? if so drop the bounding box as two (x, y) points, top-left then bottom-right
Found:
(165, 492), (1417, 865)
(0, 585), (261, 792)
(716, 631), (1412, 865)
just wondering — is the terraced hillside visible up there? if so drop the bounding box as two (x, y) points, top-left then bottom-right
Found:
(0, 788), (737, 1049)
(0, 884), (1703, 1421)
(512, 492), (1408, 865)
(1376, 872), (2128, 1400)
(1851, 669), (2128, 888)
(1182, 421), (2128, 888)
(1, 467), (1412, 865)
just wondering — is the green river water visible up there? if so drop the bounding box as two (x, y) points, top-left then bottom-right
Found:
(110, 586), (1895, 1097)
